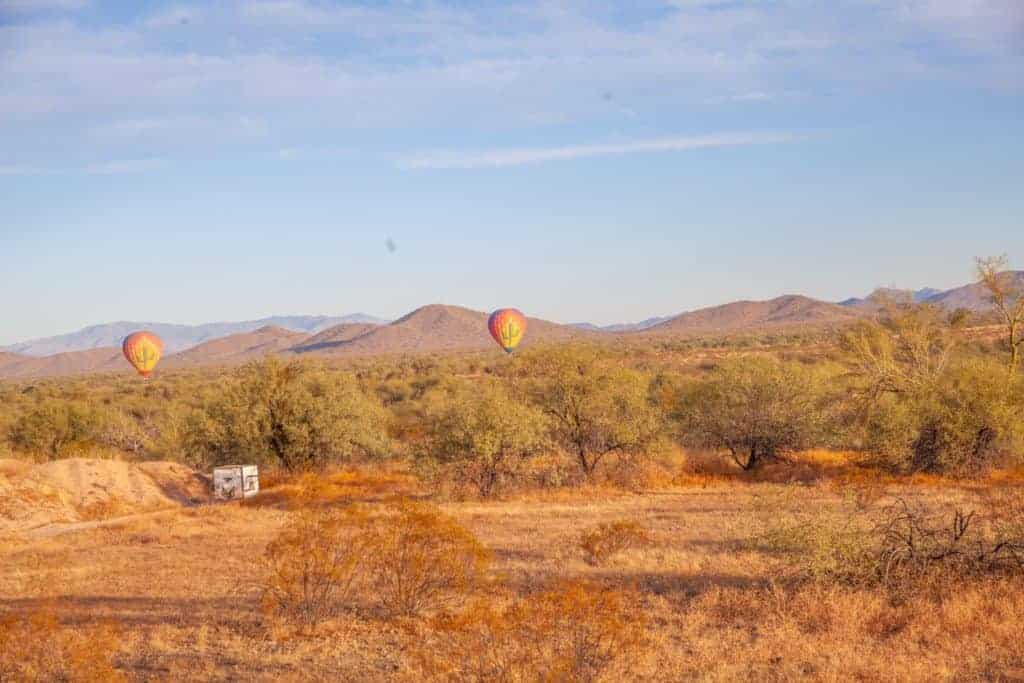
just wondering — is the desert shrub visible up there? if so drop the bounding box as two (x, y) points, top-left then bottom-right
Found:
(424, 581), (647, 682)
(579, 520), (653, 565)
(859, 359), (1024, 474)
(7, 399), (106, 459)
(759, 509), (879, 584)
(839, 303), (962, 399)
(675, 357), (831, 470)
(420, 381), (548, 498)
(875, 499), (1024, 587)
(760, 495), (1024, 591)
(183, 357), (390, 471)
(140, 402), (192, 462)
(368, 501), (490, 617)
(375, 378), (412, 406)
(526, 346), (663, 478)
(94, 405), (155, 457)
(839, 303), (1024, 474)
(260, 506), (373, 627)
(0, 608), (124, 682)
(908, 361), (1024, 473)
(516, 450), (579, 489)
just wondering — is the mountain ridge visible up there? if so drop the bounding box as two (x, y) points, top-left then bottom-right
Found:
(4, 271), (1022, 380)
(0, 298), (858, 380)
(165, 326), (312, 368)
(310, 304), (592, 357)
(838, 272), (1024, 312)
(2, 314), (387, 357)
(570, 317), (673, 333)
(641, 295), (862, 336)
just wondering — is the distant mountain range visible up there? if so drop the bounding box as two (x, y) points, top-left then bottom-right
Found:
(572, 271), (1022, 332)
(0, 298), (855, 380)
(644, 295), (860, 335)
(0, 306), (593, 379)
(570, 317), (672, 333)
(1, 315), (387, 357)
(838, 287), (942, 308)
(1, 272), (1019, 381)
(838, 272), (1023, 312)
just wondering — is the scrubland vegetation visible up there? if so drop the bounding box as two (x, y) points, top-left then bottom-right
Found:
(2, 278), (1024, 680)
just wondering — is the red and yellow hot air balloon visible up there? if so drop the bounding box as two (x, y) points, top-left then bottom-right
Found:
(122, 331), (164, 378)
(488, 308), (527, 354)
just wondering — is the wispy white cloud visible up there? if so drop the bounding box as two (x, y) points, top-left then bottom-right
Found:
(240, 0), (359, 26)
(95, 115), (270, 140)
(0, 0), (87, 12)
(277, 147), (304, 160)
(0, 159), (167, 176)
(0, 0), (1019, 167)
(400, 132), (800, 170)
(85, 158), (167, 174)
(730, 91), (774, 102)
(93, 116), (208, 138)
(895, 0), (1023, 43)
(0, 165), (51, 176)
(701, 90), (806, 105)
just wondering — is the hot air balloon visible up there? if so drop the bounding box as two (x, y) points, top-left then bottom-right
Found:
(488, 309), (527, 354)
(122, 331), (164, 378)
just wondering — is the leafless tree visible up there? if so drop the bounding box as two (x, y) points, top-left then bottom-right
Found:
(839, 298), (963, 401)
(976, 255), (1024, 375)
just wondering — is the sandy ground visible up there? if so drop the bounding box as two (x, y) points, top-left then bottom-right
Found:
(0, 458), (209, 534)
(1, 463), (1022, 681)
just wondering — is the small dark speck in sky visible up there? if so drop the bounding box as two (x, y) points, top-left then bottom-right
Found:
(386, 237), (397, 253)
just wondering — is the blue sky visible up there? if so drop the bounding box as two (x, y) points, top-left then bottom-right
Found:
(1, 0), (1022, 345)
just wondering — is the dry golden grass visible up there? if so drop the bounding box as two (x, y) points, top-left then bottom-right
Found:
(0, 607), (124, 682)
(1, 458), (1023, 681)
(415, 580), (648, 682)
(244, 466), (423, 510)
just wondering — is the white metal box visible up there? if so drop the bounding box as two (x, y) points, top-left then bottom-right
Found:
(213, 465), (260, 500)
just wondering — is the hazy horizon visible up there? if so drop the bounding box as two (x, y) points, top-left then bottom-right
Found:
(0, 274), (1010, 349)
(2, 0), (1022, 346)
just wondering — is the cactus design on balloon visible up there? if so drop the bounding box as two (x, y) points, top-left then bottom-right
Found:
(488, 309), (527, 354)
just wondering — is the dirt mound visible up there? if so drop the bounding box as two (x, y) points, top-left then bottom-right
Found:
(0, 458), (209, 533)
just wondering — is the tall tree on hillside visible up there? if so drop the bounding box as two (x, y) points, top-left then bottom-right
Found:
(976, 255), (1024, 375)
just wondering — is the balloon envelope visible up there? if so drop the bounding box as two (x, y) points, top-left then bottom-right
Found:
(122, 331), (164, 378)
(488, 309), (527, 353)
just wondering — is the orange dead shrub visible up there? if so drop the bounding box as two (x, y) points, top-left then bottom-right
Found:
(246, 468), (422, 510)
(423, 580), (647, 682)
(988, 465), (1024, 486)
(368, 501), (490, 617)
(0, 608), (124, 682)
(260, 506), (373, 628)
(579, 519), (653, 566)
(829, 468), (891, 511)
(260, 499), (489, 627)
